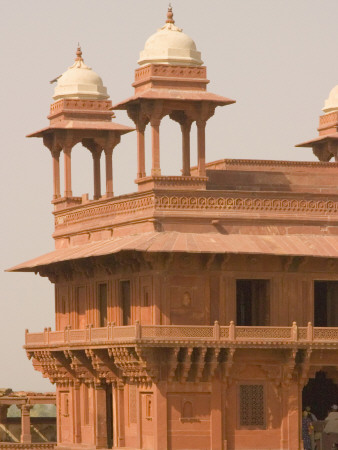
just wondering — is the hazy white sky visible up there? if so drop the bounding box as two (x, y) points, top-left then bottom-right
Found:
(1, 0), (338, 391)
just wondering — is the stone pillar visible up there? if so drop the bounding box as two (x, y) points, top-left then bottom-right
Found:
(154, 381), (167, 450)
(181, 120), (192, 176)
(52, 149), (61, 199)
(211, 377), (223, 450)
(20, 404), (33, 443)
(95, 383), (107, 448)
(63, 145), (73, 197)
(117, 383), (125, 448)
(73, 383), (81, 444)
(92, 150), (102, 200)
(104, 147), (114, 198)
(197, 119), (206, 177)
(137, 123), (146, 178)
(0, 405), (8, 424)
(280, 380), (301, 449)
(151, 118), (161, 176)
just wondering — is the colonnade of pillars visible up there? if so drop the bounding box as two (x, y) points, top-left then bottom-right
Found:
(136, 117), (207, 179)
(48, 136), (119, 201)
(129, 104), (213, 180)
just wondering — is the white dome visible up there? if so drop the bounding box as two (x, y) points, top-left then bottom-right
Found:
(323, 85), (338, 114)
(138, 7), (203, 67)
(53, 47), (109, 101)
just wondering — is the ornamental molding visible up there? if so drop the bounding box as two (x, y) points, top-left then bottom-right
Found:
(54, 192), (338, 228)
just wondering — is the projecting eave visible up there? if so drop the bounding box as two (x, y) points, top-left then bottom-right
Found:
(296, 133), (338, 147)
(7, 232), (338, 273)
(112, 89), (235, 110)
(26, 120), (134, 138)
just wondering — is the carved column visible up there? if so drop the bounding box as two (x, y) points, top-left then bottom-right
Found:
(92, 150), (102, 200)
(154, 381), (167, 450)
(43, 135), (61, 200)
(95, 382), (107, 448)
(117, 383), (125, 447)
(52, 149), (61, 199)
(73, 382), (81, 444)
(280, 380), (301, 449)
(211, 377), (223, 450)
(63, 144), (73, 197)
(181, 120), (193, 176)
(151, 118), (161, 176)
(104, 147), (114, 198)
(0, 405), (8, 425)
(137, 121), (147, 179)
(197, 119), (206, 177)
(20, 404), (33, 443)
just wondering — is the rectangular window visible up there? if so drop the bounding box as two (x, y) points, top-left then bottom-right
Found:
(314, 281), (338, 327)
(120, 280), (131, 325)
(98, 283), (108, 328)
(236, 280), (270, 326)
(239, 384), (265, 428)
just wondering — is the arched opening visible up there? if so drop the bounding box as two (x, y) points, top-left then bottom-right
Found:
(159, 116), (182, 176)
(182, 401), (193, 419)
(70, 143), (93, 199)
(302, 371), (338, 420)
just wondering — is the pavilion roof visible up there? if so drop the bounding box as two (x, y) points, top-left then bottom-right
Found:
(27, 120), (134, 138)
(7, 231), (338, 272)
(296, 132), (338, 147)
(112, 89), (235, 109)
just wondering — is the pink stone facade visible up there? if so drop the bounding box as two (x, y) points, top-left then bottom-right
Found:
(9, 9), (338, 450)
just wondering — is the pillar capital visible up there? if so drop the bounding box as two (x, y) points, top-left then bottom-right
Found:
(170, 110), (193, 128)
(194, 101), (216, 123)
(82, 138), (103, 156)
(127, 105), (149, 131)
(43, 134), (62, 156)
(150, 117), (162, 127)
(20, 404), (33, 413)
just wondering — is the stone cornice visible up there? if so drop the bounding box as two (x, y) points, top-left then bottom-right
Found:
(54, 190), (338, 229)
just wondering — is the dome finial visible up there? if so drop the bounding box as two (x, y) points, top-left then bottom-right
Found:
(166, 3), (175, 24)
(75, 44), (83, 62)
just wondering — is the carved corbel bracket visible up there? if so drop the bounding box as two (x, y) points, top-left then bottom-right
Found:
(221, 348), (235, 384)
(282, 348), (298, 385)
(299, 348), (312, 388)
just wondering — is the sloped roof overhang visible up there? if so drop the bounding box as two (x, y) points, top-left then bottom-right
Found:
(296, 133), (338, 147)
(112, 89), (235, 110)
(27, 120), (134, 138)
(7, 232), (338, 272)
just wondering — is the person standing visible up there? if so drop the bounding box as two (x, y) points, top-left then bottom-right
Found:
(323, 404), (338, 449)
(303, 411), (314, 450)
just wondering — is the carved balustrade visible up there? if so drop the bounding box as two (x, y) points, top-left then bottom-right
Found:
(25, 322), (338, 349)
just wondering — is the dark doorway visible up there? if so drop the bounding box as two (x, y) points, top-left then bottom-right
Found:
(302, 371), (338, 420)
(314, 281), (338, 327)
(236, 279), (270, 326)
(106, 383), (113, 449)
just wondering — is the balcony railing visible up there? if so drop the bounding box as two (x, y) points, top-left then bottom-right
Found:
(24, 322), (338, 348)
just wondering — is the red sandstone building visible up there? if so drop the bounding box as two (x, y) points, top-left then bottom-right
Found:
(8, 7), (338, 450)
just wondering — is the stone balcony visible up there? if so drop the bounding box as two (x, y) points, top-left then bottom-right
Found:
(25, 322), (338, 350)
(24, 323), (338, 384)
